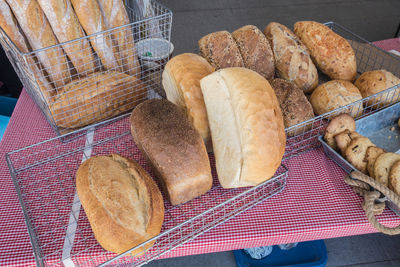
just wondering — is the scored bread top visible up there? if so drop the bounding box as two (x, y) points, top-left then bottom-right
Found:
(76, 154), (164, 254)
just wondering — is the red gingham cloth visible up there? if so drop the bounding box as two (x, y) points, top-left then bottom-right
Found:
(0, 39), (400, 266)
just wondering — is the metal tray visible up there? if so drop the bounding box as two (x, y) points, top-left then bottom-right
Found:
(284, 22), (400, 160)
(319, 102), (400, 215)
(6, 113), (288, 267)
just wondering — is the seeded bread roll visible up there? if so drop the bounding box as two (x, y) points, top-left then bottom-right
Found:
(270, 78), (314, 135)
(76, 154), (164, 255)
(294, 21), (357, 81)
(130, 99), (213, 205)
(200, 68), (286, 188)
(354, 69), (400, 108)
(198, 31), (244, 69)
(264, 22), (318, 93)
(232, 25), (275, 80)
(162, 53), (215, 150)
(310, 80), (363, 117)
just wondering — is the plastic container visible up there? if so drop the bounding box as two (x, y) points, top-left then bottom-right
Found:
(234, 240), (327, 267)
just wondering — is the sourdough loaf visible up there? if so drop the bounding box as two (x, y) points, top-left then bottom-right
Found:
(232, 25), (275, 80)
(76, 154), (164, 255)
(294, 21), (357, 81)
(198, 31), (244, 69)
(162, 53), (215, 150)
(264, 22), (318, 93)
(200, 68), (286, 188)
(130, 99), (213, 205)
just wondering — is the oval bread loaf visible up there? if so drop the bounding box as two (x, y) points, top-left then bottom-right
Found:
(162, 53), (215, 150)
(232, 25), (275, 80)
(354, 69), (400, 108)
(294, 21), (357, 81)
(310, 80), (363, 117)
(264, 22), (318, 93)
(200, 67), (286, 188)
(76, 154), (164, 255)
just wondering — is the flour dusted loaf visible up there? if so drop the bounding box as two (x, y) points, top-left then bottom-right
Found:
(354, 69), (400, 108)
(264, 22), (318, 93)
(294, 21), (357, 81)
(232, 25), (275, 80)
(198, 31), (244, 69)
(310, 80), (363, 117)
(130, 99), (213, 205)
(162, 53), (215, 150)
(270, 78), (314, 135)
(76, 154), (164, 255)
(200, 68), (286, 188)
(51, 71), (146, 128)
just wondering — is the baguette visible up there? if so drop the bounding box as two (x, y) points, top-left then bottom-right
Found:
(6, 0), (71, 88)
(76, 154), (164, 254)
(71, 0), (122, 71)
(37, 0), (96, 75)
(0, 0), (54, 101)
(98, 0), (140, 77)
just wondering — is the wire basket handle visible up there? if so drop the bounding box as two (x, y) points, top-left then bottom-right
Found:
(345, 171), (400, 235)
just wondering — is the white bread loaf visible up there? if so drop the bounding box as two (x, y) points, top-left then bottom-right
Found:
(76, 154), (164, 254)
(200, 68), (286, 188)
(0, 0), (54, 101)
(37, 0), (96, 75)
(162, 53), (215, 150)
(6, 0), (71, 88)
(71, 0), (122, 71)
(98, 0), (140, 77)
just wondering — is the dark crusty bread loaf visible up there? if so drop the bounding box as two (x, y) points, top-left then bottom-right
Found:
(232, 25), (275, 80)
(270, 78), (314, 135)
(264, 22), (318, 93)
(130, 99), (213, 205)
(198, 31), (244, 69)
(76, 154), (164, 255)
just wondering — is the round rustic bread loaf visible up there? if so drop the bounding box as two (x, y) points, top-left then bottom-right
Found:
(354, 69), (400, 109)
(310, 80), (363, 117)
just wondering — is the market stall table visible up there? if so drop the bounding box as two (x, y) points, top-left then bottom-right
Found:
(0, 39), (399, 266)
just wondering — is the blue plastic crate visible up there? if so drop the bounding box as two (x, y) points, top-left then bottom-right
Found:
(0, 96), (17, 117)
(234, 240), (327, 267)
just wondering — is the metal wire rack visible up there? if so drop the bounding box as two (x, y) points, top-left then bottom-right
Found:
(6, 114), (288, 267)
(283, 22), (400, 160)
(0, 0), (172, 136)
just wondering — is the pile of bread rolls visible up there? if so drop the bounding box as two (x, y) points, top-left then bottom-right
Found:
(324, 114), (400, 197)
(0, 0), (145, 129)
(195, 21), (400, 132)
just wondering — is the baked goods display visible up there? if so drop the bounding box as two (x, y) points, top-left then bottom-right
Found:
(50, 71), (146, 128)
(130, 99), (213, 205)
(310, 80), (363, 117)
(270, 78), (314, 134)
(294, 21), (357, 81)
(323, 113), (356, 150)
(232, 25), (275, 80)
(198, 31), (245, 69)
(344, 137), (375, 174)
(76, 154), (164, 255)
(200, 67), (286, 188)
(354, 69), (400, 108)
(162, 53), (215, 150)
(264, 22), (318, 93)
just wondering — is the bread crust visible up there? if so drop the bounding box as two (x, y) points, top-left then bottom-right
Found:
(264, 22), (318, 93)
(198, 30), (244, 69)
(344, 137), (375, 174)
(76, 154), (164, 254)
(162, 53), (215, 150)
(374, 152), (400, 187)
(232, 25), (275, 80)
(324, 113), (355, 150)
(130, 99), (213, 205)
(310, 80), (363, 117)
(294, 21), (357, 81)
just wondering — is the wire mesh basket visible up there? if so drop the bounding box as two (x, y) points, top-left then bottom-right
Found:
(6, 114), (288, 267)
(283, 22), (400, 160)
(0, 0), (172, 136)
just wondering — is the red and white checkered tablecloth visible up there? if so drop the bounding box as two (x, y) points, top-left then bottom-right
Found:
(0, 39), (399, 266)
